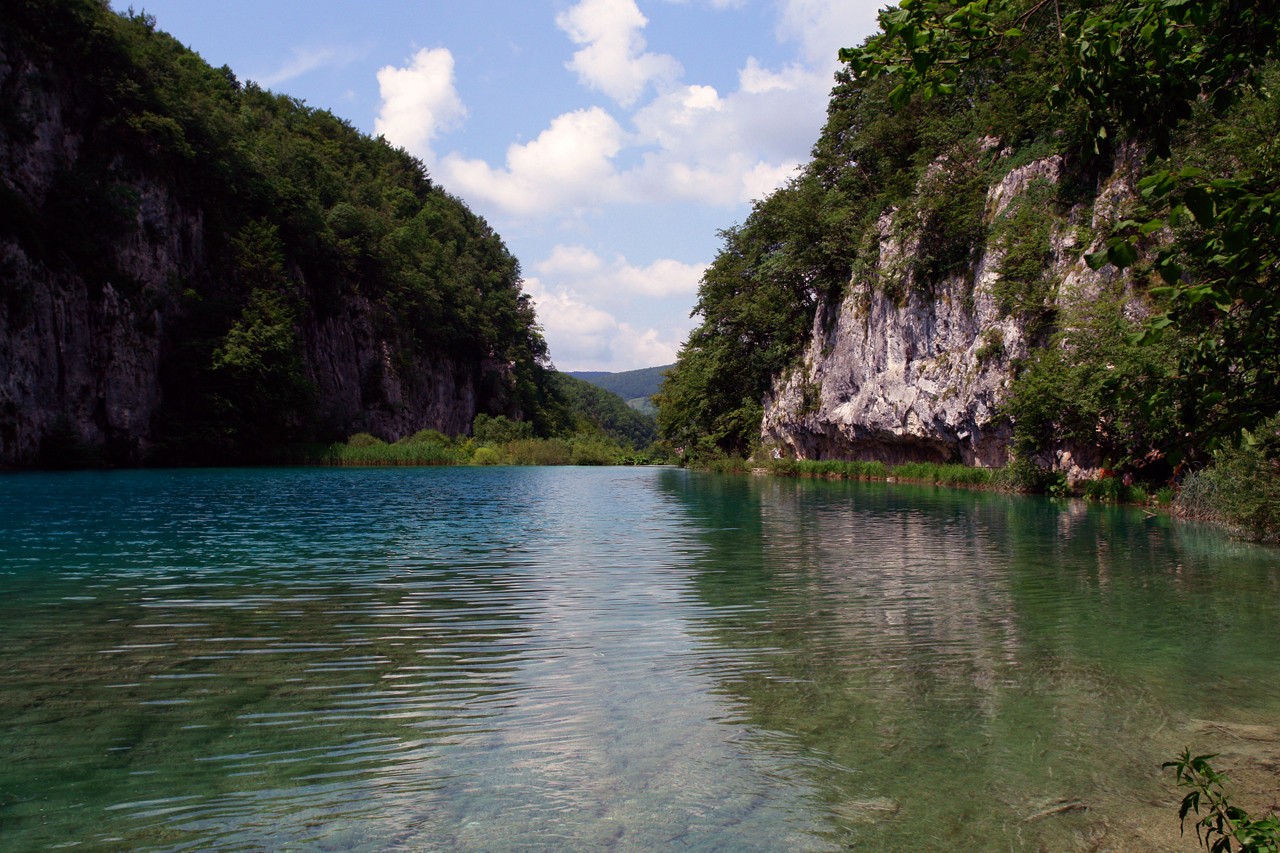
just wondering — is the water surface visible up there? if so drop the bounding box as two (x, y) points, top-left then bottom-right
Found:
(1, 467), (1277, 851)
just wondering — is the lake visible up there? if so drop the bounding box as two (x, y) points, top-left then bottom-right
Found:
(1, 466), (1277, 851)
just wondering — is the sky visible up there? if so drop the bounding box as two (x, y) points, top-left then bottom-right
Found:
(109, 1), (887, 372)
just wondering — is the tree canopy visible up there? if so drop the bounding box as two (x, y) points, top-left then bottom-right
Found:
(2, 0), (567, 462)
(659, 0), (1280, 471)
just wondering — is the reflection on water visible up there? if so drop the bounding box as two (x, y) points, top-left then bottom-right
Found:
(0, 467), (1277, 851)
(666, 472), (1280, 850)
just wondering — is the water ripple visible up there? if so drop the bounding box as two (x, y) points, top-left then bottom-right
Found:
(1, 468), (1278, 851)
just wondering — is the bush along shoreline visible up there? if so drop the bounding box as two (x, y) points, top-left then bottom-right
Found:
(279, 416), (671, 469)
(683, 448), (1280, 544)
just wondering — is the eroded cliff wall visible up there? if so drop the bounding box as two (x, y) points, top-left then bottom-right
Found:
(761, 147), (1143, 480)
(0, 20), (516, 466)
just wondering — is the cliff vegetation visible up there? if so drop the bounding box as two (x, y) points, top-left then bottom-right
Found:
(1, 0), (568, 466)
(656, 0), (1280, 536)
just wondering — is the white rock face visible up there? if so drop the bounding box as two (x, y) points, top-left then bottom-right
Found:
(762, 151), (1135, 478)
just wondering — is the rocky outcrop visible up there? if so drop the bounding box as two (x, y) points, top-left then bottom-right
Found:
(300, 297), (501, 442)
(0, 34), (510, 466)
(762, 147), (1140, 479)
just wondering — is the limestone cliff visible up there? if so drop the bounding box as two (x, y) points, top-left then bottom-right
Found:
(0, 11), (530, 466)
(761, 146), (1143, 480)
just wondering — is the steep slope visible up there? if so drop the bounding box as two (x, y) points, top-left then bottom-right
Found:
(658, 0), (1278, 484)
(551, 373), (657, 449)
(567, 365), (671, 404)
(762, 149), (1139, 479)
(0, 2), (553, 466)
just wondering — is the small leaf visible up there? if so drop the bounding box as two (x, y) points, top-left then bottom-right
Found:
(1184, 186), (1215, 225)
(1108, 240), (1139, 268)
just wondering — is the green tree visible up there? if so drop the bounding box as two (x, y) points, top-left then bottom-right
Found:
(841, 0), (1280, 455)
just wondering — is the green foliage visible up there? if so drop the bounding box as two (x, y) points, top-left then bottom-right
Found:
(282, 429), (467, 466)
(840, 0), (1278, 160)
(569, 435), (623, 466)
(503, 438), (573, 466)
(974, 328), (1005, 363)
(771, 458), (892, 480)
(904, 142), (990, 288)
(567, 364), (672, 403)
(1004, 285), (1182, 473)
(345, 432), (383, 448)
(657, 181), (834, 456)
(1166, 749), (1280, 853)
(658, 0), (1075, 457)
(472, 414), (534, 444)
(1080, 475), (1147, 505)
(549, 373), (657, 449)
(892, 461), (996, 486)
(989, 178), (1059, 318)
(1176, 421), (1280, 542)
(1000, 457), (1068, 495)
(843, 0), (1280, 463)
(470, 446), (502, 466)
(207, 286), (312, 455)
(3, 2), (559, 463)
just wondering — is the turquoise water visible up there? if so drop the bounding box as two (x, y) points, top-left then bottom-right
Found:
(0, 467), (1277, 851)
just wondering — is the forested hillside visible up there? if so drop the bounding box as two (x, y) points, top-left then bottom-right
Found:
(550, 373), (657, 449)
(568, 364), (670, 417)
(657, 0), (1279, 533)
(568, 365), (671, 404)
(0, 0), (563, 466)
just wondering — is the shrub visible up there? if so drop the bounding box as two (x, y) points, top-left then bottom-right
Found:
(473, 414), (533, 444)
(789, 459), (891, 480)
(570, 436), (624, 465)
(402, 429), (453, 447)
(471, 446), (501, 465)
(1166, 749), (1280, 853)
(1176, 423), (1280, 541)
(504, 438), (572, 466)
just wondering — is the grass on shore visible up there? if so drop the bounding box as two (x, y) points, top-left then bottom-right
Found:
(696, 453), (1180, 506)
(282, 430), (668, 468)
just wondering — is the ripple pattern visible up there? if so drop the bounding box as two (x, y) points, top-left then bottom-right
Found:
(1, 467), (1278, 852)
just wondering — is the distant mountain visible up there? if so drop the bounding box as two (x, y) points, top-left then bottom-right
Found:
(550, 373), (657, 448)
(567, 365), (672, 410)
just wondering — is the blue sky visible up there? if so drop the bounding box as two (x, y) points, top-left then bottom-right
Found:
(112, 1), (886, 371)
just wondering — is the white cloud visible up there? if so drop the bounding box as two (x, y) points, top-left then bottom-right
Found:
(660, 0), (745, 8)
(536, 245), (607, 277)
(374, 48), (467, 162)
(622, 62), (824, 204)
(440, 107), (626, 216)
(557, 0), (683, 106)
(738, 56), (810, 94)
(612, 256), (706, 298)
(441, 57), (821, 219)
(424, 4), (864, 221)
(257, 45), (364, 87)
(537, 246), (704, 299)
(775, 0), (884, 68)
(524, 276), (688, 371)
(523, 247), (703, 369)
